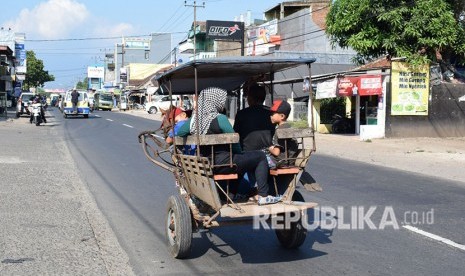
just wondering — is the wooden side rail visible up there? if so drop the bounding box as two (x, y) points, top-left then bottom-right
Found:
(174, 133), (239, 146)
(275, 127), (315, 168)
(275, 127), (314, 139)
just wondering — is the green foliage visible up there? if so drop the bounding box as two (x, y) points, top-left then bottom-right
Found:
(320, 97), (346, 124)
(76, 78), (88, 90)
(326, 0), (465, 65)
(23, 51), (55, 90)
(290, 119), (309, 129)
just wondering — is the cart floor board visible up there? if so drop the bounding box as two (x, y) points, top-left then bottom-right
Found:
(219, 201), (317, 218)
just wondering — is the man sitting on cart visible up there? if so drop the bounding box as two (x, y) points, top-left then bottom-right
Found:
(176, 87), (282, 205)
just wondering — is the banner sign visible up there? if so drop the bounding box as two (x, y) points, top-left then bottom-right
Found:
(123, 37), (151, 50)
(206, 20), (244, 41)
(359, 75), (383, 96)
(247, 19), (278, 40)
(337, 77), (359, 97)
(316, 78), (337, 99)
(87, 66), (105, 78)
(391, 61), (429, 115)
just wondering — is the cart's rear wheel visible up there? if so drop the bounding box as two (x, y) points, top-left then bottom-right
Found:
(275, 190), (307, 249)
(166, 194), (192, 259)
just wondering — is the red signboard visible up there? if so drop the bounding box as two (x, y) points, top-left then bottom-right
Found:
(337, 75), (383, 96)
(337, 77), (359, 96)
(358, 75), (383, 96)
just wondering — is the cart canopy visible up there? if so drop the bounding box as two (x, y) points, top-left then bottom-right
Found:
(155, 57), (316, 95)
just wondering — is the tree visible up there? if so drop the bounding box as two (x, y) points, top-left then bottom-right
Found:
(325, 0), (465, 66)
(76, 77), (88, 90)
(23, 50), (54, 90)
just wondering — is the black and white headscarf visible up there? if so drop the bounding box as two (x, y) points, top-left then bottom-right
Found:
(190, 87), (227, 134)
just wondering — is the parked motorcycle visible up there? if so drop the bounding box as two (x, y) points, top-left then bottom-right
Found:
(331, 113), (355, 134)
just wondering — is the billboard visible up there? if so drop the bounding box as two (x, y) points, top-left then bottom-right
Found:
(15, 43), (27, 74)
(391, 61), (429, 116)
(0, 30), (15, 53)
(87, 66), (104, 78)
(123, 37), (151, 50)
(245, 19), (280, 56)
(206, 20), (244, 41)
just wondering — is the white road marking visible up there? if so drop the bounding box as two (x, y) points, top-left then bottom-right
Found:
(403, 225), (465, 251)
(106, 119), (113, 122)
(95, 115), (100, 117)
(123, 124), (134, 128)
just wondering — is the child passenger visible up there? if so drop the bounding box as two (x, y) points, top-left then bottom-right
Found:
(166, 107), (195, 154)
(267, 100), (299, 166)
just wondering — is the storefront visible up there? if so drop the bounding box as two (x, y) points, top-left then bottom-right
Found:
(314, 72), (388, 139)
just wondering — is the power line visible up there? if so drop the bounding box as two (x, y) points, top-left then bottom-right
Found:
(26, 32), (186, 42)
(157, 3), (184, 32)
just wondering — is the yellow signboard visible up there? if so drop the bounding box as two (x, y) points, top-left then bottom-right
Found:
(391, 61), (429, 115)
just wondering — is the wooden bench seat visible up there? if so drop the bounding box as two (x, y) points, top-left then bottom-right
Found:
(269, 167), (300, 176)
(213, 174), (238, 181)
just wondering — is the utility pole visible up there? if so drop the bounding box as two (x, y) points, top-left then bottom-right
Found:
(117, 37), (126, 88)
(184, 1), (205, 60)
(121, 40), (125, 68)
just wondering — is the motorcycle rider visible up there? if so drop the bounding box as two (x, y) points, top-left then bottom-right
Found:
(29, 95), (47, 124)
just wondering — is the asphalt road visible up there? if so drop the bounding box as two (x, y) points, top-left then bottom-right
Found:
(55, 108), (465, 276)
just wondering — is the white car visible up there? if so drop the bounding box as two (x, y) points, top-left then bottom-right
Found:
(16, 92), (35, 117)
(144, 95), (180, 114)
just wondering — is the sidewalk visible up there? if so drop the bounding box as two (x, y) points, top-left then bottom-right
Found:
(0, 112), (134, 275)
(314, 133), (465, 184)
(122, 109), (465, 184)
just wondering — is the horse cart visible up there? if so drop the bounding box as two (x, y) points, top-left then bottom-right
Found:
(138, 57), (318, 259)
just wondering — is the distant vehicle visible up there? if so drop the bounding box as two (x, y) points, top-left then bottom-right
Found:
(118, 94), (128, 111)
(63, 90), (90, 118)
(88, 95), (94, 111)
(50, 93), (60, 107)
(16, 92), (35, 117)
(144, 95), (180, 114)
(94, 92), (113, 111)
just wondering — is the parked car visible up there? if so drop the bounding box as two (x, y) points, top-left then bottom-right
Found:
(144, 95), (180, 114)
(16, 92), (35, 117)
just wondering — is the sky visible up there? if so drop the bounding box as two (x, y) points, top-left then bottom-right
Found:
(1, 0), (279, 89)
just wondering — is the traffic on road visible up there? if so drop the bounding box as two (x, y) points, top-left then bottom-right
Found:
(5, 102), (461, 275)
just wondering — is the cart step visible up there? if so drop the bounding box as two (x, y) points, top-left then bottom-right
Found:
(220, 201), (317, 218)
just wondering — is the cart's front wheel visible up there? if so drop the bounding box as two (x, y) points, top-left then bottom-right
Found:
(166, 195), (192, 259)
(275, 190), (307, 249)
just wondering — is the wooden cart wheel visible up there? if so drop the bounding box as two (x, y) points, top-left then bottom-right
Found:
(275, 190), (307, 249)
(166, 195), (192, 259)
